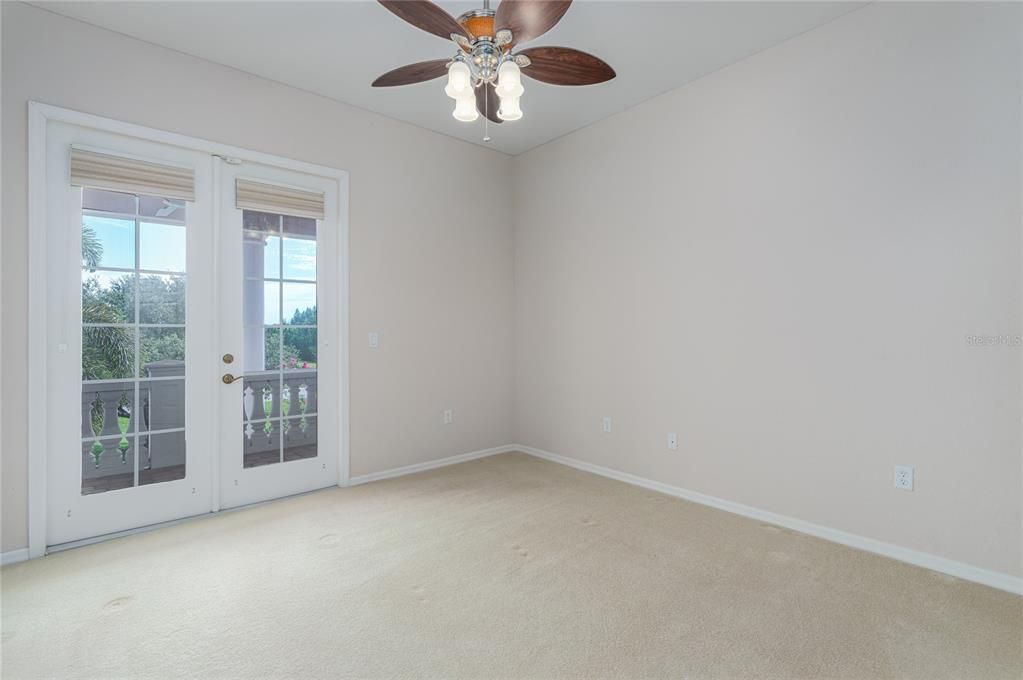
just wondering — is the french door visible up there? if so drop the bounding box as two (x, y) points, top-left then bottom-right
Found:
(216, 163), (338, 509)
(43, 119), (341, 548)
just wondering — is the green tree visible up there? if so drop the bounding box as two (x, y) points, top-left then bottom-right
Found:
(264, 330), (302, 370)
(82, 304), (134, 380)
(141, 330), (185, 368)
(138, 275), (185, 324)
(286, 306), (317, 367)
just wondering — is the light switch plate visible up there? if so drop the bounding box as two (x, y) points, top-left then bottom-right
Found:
(368, 332), (380, 349)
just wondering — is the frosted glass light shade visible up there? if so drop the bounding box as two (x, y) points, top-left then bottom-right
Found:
(496, 61), (524, 99)
(497, 95), (522, 121)
(445, 62), (472, 99)
(453, 94), (479, 122)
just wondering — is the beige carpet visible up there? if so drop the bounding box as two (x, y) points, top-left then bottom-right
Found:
(2, 452), (1020, 679)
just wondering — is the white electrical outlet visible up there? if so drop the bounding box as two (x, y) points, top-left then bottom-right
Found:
(368, 332), (380, 349)
(602, 417), (612, 433)
(894, 465), (914, 491)
(443, 409), (453, 425)
(667, 433), (678, 450)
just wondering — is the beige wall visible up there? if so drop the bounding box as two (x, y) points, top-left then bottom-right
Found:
(1, 3), (515, 552)
(512, 2), (1022, 577)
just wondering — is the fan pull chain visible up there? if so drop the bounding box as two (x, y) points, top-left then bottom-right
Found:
(483, 86), (491, 143)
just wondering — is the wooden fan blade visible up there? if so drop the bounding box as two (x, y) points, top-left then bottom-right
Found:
(518, 46), (615, 85)
(495, 0), (572, 45)
(372, 59), (450, 87)
(475, 83), (503, 124)
(378, 0), (471, 41)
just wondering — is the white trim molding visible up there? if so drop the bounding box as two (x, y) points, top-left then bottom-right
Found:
(1, 549), (30, 566)
(516, 446), (1023, 595)
(349, 445), (518, 486)
(27, 102), (49, 559)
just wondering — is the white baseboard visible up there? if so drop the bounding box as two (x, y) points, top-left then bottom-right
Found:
(349, 445), (518, 486)
(1, 548), (29, 566)
(516, 445), (1023, 596)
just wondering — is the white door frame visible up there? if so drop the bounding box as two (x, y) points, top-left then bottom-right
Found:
(27, 101), (351, 559)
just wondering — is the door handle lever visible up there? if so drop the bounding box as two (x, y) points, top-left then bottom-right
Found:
(222, 374), (238, 385)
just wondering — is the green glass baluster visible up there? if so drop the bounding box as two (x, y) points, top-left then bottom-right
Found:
(280, 384), (291, 440)
(262, 384), (274, 440)
(116, 392), (132, 464)
(89, 393), (105, 468)
(298, 384), (308, 435)
(90, 440), (105, 468)
(281, 384), (291, 418)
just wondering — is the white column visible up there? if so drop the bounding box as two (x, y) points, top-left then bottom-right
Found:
(241, 235), (266, 372)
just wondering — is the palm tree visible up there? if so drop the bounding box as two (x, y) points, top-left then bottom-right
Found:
(82, 224), (103, 271)
(82, 302), (134, 379)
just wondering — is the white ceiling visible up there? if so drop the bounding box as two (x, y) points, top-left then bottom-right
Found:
(35, 0), (865, 155)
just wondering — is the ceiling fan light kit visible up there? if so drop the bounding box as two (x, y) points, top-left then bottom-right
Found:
(452, 92), (480, 122)
(448, 11), (522, 123)
(373, 0), (615, 133)
(445, 60), (479, 121)
(495, 61), (524, 121)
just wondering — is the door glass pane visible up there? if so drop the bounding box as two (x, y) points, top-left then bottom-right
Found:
(140, 328), (186, 377)
(261, 236), (281, 280)
(139, 275), (185, 324)
(139, 431), (186, 486)
(83, 188), (136, 214)
(241, 209), (318, 468)
(257, 282), (280, 325)
(243, 211), (281, 279)
(283, 416), (317, 461)
(244, 419), (281, 468)
(282, 283), (316, 325)
(139, 222), (186, 273)
(80, 190), (187, 495)
(138, 196), (185, 220)
(82, 326), (135, 381)
(282, 238), (316, 281)
(282, 215), (316, 281)
(282, 328), (316, 370)
(139, 378), (185, 431)
(81, 438), (135, 495)
(81, 383), (134, 438)
(82, 215), (134, 270)
(82, 270), (135, 323)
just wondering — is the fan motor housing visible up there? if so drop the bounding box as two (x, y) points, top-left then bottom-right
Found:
(457, 9), (495, 40)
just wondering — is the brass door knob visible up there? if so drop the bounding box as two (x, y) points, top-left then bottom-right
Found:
(222, 353), (234, 364)
(222, 374), (238, 384)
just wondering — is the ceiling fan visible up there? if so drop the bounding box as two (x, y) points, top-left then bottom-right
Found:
(371, 0), (615, 127)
